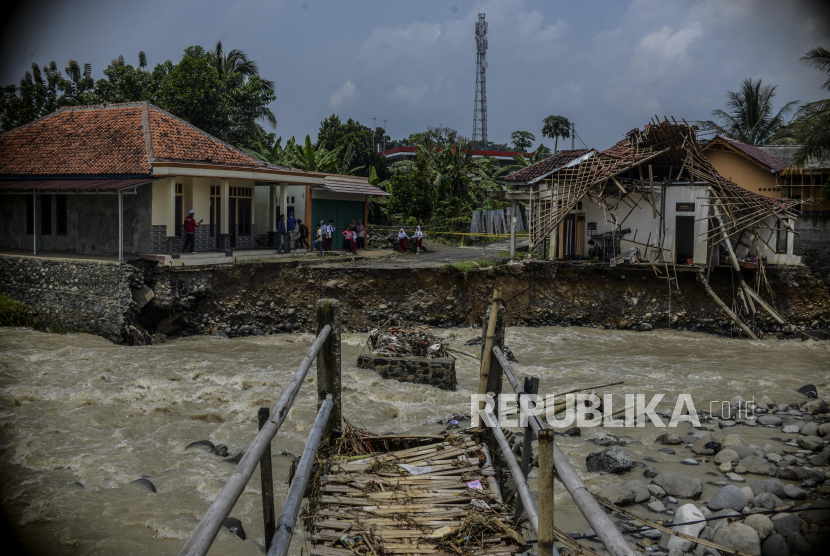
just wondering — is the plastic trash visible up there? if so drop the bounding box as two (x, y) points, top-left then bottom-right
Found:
(425, 526), (456, 539)
(466, 479), (483, 490)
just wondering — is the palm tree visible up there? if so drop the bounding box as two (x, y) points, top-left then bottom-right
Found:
(290, 135), (341, 172)
(786, 47), (830, 166)
(211, 40), (276, 131)
(701, 78), (797, 145)
(542, 115), (571, 152)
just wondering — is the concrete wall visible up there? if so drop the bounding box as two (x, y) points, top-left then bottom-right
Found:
(0, 185), (153, 255)
(704, 149), (780, 197)
(0, 255), (143, 340)
(357, 354), (456, 391)
(580, 185), (710, 264)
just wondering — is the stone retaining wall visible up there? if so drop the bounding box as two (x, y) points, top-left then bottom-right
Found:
(357, 354), (456, 391)
(0, 255), (143, 341)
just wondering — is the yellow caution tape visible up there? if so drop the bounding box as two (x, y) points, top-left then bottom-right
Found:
(367, 227), (529, 238)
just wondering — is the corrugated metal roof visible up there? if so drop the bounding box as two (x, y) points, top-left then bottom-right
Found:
(505, 149), (596, 183)
(0, 177), (155, 191)
(322, 179), (390, 196)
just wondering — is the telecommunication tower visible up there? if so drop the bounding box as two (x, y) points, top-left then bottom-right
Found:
(472, 13), (488, 149)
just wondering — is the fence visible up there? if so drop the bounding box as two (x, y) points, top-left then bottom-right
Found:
(470, 207), (529, 236)
(179, 299), (342, 556)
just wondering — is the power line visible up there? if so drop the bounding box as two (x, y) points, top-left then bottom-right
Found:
(574, 129), (589, 149)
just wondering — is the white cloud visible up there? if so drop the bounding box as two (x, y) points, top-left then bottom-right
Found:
(630, 23), (702, 79)
(329, 80), (355, 110)
(391, 84), (429, 105)
(358, 21), (441, 62)
(517, 11), (568, 43)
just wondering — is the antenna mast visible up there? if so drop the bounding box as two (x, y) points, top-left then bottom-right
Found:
(473, 13), (488, 150)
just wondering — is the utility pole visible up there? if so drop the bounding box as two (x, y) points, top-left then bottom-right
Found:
(383, 119), (387, 152)
(372, 117), (376, 152)
(571, 122), (575, 150)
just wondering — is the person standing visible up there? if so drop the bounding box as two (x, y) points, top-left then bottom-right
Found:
(287, 211), (297, 249)
(356, 220), (365, 249)
(277, 215), (287, 254)
(183, 210), (202, 253)
(298, 219), (310, 250)
(312, 223), (324, 255)
(413, 226), (424, 254)
(397, 228), (410, 252)
(325, 220), (335, 251)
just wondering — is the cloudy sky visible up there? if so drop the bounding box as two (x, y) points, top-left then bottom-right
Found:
(2, 0), (829, 150)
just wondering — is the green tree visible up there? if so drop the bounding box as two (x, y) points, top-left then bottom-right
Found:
(510, 130), (535, 151)
(316, 114), (389, 179)
(209, 40), (276, 130)
(93, 55), (156, 103)
(385, 159), (436, 224)
(702, 78), (797, 145)
(785, 47), (830, 166)
(542, 115), (571, 152)
(154, 46), (228, 139)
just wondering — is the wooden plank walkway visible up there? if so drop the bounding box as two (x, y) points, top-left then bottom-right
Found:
(309, 436), (528, 556)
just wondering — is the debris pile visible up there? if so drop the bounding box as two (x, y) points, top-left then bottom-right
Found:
(366, 323), (450, 359)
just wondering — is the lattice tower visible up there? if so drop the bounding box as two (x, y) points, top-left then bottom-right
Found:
(472, 13), (488, 149)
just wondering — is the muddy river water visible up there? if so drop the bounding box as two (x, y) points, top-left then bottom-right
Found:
(0, 327), (827, 555)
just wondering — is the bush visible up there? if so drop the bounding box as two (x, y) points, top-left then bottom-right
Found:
(0, 295), (32, 326)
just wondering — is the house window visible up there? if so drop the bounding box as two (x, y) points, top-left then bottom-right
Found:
(174, 183), (183, 237)
(40, 194), (52, 235)
(25, 195), (34, 234)
(56, 194), (68, 235)
(776, 227), (789, 254)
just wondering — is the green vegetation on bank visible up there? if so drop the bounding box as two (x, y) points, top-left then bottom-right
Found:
(0, 294), (81, 334)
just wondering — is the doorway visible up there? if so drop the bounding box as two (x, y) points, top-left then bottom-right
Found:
(675, 215), (695, 264)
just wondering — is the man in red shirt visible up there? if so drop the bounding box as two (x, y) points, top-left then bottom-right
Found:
(183, 210), (202, 253)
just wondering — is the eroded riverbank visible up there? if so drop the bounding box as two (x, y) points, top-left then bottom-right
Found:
(0, 325), (827, 555)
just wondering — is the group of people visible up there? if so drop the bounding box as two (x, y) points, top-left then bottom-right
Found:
(397, 226), (424, 253)
(310, 219), (366, 255)
(277, 211), (311, 254)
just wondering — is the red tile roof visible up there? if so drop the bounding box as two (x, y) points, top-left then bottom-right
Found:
(0, 101), (265, 177)
(0, 177), (156, 191)
(704, 135), (786, 172)
(505, 149), (595, 182)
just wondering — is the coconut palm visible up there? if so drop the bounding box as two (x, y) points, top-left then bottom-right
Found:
(211, 41), (274, 89)
(701, 78), (797, 145)
(786, 47), (830, 166)
(290, 135), (341, 172)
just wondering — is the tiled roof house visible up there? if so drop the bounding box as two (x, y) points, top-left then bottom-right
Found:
(0, 102), (386, 257)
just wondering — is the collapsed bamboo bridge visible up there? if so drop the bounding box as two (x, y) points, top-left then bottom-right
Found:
(177, 296), (759, 556)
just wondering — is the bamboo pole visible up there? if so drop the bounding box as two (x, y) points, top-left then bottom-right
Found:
(178, 325), (332, 556)
(696, 273), (757, 340)
(492, 347), (635, 556)
(268, 398), (334, 556)
(481, 408), (539, 535)
(476, 289), (501, 412)
(538, 430), (555, 556)
(259, 408), (277, 552)
(513, 376), (538, 522)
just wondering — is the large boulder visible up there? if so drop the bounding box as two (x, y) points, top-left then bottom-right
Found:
(692, 434), (721, 455)
(708, 485), (748, 512)
(621, 480), (650, 503)
(714, 449), (740, 464)
(785, 532), (813, 555)
(763, 479), (785, 499)
(653, 471), (703, 499)
(739, 455), (773, 476)
(761, 534), (790, 556)
(797, 435), (825, 451)
(758, 415), (783, 426)
(667, 503), (706, 552)
(586, 446), (632, 474)
(783, 484), (808, 500)
(712, 522), (761, 556)
(744, 514), (774, 541)
(771, 513), (802, 537)
(597, 484), (636, 506)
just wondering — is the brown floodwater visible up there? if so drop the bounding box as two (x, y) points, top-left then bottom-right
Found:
(0, 326), (827, 555)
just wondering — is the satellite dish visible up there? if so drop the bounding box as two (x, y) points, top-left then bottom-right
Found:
(482, 61), (489, 69)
